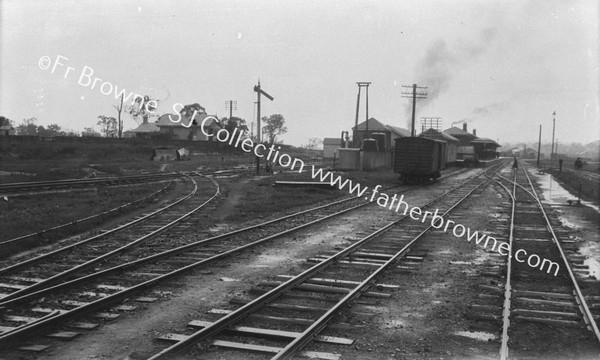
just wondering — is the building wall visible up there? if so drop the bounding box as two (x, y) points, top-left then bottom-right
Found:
(323, 144), (339, 159)
(447, 142), (458, 163)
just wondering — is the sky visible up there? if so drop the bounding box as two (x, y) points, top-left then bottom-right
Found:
(1, 0), (598, 147)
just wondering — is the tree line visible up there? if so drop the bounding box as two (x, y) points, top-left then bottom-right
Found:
(1, 97), (288, 144)
(0, 116), (79, 137)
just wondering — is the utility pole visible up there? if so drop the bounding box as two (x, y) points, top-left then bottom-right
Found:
(354, 86), (361, 147)
(550, 111), (556, 168)
(225, 100), (237, 121)
(420, 117), (442, 132)
(354, 82), (371, 147)
(253, 80), (274, 174)
(537, 124), (542, 167)
(402, 84), (428, 137)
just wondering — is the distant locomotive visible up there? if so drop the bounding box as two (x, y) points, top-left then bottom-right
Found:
(393, 137), (445, 184)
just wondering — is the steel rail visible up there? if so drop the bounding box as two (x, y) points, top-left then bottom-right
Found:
(0, 174), (402, 310)
(494, 172), (536, 199)
(0, 176), (219, 347)
(0, 173), (412, 347)
(520, 161), (600, 343)
(498, 166), (516, 360)
(147, 165), (501, 360)
(0, 175), (197, 275)
(0, 175), (211, 301)
(0, 167), (485, 349)
(0, 181), (173, 247)
(492, 161), (600, 358)
(0, 172), (182, 192)
(272, 168), (493, 360)
(0, 172), (181, 190)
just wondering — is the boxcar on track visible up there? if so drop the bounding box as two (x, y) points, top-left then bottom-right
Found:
(394, 137), (445, 184)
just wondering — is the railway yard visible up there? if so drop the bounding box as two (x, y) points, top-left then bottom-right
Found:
(0, 153), (598, 360)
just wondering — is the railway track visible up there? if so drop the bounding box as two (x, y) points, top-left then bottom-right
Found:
(471, 161), (600, 359)
(144, 163), (505, 360)
(0, 172), (184, 195)
(0, 167), (479, 353)
(0, 174), (219, 302)
(0, 180), (174, 248)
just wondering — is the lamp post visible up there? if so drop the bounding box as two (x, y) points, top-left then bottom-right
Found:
(550, 111), (556, 169)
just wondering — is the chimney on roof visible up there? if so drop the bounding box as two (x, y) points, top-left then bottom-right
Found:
(463, 123), (467, 131)
(473, 129), (477, 136)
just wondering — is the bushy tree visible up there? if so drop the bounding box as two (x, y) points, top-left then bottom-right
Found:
(0, 116), (13, 127)
(97, 115), (118, 137)
(128, 95), (158, 124)
(15, 117), (39, 135)
(262, 114), (287, 145)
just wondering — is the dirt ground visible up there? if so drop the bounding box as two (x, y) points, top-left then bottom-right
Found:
(2, 165), (599, 360)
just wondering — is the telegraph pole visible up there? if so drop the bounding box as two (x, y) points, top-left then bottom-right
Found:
(537, 124), (542, 167)
(354, 86), (361, 147)
(354, 82), (371, 147)
(402, 84), (428, 137)
(420, 117), (442, 132)
(225, 100), (237, 121)
(253, 80), (274, 174)
(550, 111), (556, 168)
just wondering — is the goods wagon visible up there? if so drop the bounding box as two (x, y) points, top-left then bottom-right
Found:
(394, 137), (445, 184)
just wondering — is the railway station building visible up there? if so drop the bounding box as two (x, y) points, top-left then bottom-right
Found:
(419, 128), (459, 164)
(442, 123), (477, 146)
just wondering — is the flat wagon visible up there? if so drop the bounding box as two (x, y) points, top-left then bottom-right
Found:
(393, 137), (445, 184)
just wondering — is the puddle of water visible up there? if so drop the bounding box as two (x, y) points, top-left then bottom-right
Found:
(219, 277), (240, 282)
(450, 261), (472, 265)
(455, 331), (498, 341)
(580, 243), (600, 280)
(533, 172), (600, 214)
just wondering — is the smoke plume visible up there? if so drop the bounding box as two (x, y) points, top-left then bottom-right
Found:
(404, 28), (498, 129)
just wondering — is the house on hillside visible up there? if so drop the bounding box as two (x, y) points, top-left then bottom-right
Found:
(123, 119), (160, 138)
(155, 112), (221, 141)
(0, 124), (15, 136)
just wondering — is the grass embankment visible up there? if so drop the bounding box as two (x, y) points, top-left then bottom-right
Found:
(0, 138), (322, 182)
(0, 183), (166, 258)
